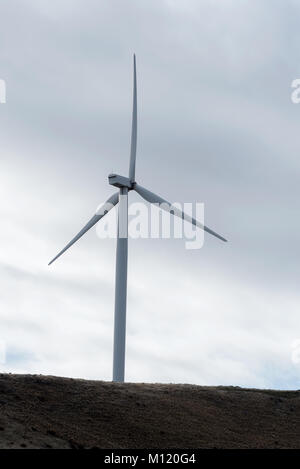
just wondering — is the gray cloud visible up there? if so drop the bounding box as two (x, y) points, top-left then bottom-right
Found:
(0, 0), (300, 388)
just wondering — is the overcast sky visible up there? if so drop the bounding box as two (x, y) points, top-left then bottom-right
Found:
(1, 0), (300, 388)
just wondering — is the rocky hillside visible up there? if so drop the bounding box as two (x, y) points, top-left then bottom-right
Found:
(0, 374), (299, 449)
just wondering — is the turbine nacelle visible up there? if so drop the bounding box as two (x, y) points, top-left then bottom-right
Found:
(108, 173), (133, 190)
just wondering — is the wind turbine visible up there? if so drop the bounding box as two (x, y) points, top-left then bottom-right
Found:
(48, 55), (227, 382)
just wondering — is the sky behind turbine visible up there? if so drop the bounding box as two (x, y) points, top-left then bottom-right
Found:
(1, 0), (300, 388)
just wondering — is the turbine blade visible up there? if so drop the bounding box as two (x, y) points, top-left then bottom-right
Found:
(48, 192), (119, 265)
(134, 184), (227, 243)
(128, 54), (137, 182)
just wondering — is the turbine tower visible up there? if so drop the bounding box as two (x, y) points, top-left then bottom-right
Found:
(48, 55), (227, 382)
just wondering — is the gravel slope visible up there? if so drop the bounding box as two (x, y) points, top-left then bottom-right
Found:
(0, 374), (299, 449)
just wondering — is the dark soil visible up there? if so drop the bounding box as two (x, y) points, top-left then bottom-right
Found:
(0, 374), (299, 448)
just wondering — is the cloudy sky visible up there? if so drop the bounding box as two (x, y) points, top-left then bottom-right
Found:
(1, 0), (300, 388)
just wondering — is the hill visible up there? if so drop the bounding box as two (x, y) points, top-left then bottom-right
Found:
(0, 374), (299, 449)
